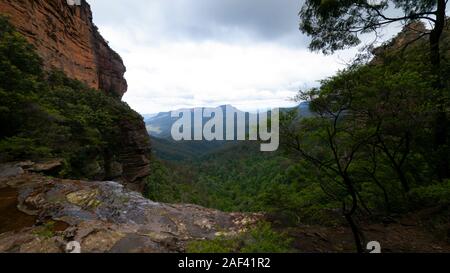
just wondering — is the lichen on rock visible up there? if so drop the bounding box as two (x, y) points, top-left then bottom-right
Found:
(0, 172), (262, 253)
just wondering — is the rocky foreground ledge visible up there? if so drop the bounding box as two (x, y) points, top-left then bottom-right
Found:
(0, 162), (261, 253)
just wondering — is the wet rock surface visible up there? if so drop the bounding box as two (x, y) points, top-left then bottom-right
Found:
(0, 171), (261, 253)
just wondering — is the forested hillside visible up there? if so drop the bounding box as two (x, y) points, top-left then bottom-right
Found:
(0, 16), (150, 187)
(146, 19), (450, 252)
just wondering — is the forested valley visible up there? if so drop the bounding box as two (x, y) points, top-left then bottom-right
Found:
(146, 3), (450, 252)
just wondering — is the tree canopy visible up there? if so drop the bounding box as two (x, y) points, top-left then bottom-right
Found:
(300, 0), (448, 54)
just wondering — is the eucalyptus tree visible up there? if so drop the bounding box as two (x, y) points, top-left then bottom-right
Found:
(299, 0), (449, 179)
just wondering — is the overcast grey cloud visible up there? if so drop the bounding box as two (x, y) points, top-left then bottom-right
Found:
(92, 0), (306, 43)
(88, 1), (398, 114)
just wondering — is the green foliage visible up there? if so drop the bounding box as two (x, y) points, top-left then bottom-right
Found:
(409, 180), (450, 208)
(148, 19), (450, 235)
(187, 223), (293, 253)
(0, 137), (52, 159)
(261, 181), (343, 226)
(187, 236), (239, 253)
(146, 142), (345, 226)
(278, 19), (450, 247)
(32, 221), (56, 239)
(145, 159), (199, 204)
(299, 0), (443, 54)
(146, 143), (292, 213)
(0, 16), (144, 179)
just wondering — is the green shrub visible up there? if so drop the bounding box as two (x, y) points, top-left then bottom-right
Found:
(0, 137), (52, 161)
(187, 223), (293, 253)
(409, 180), (450, 208)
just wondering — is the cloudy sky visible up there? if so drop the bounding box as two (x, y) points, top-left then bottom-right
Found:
(89, 0), (398, 114)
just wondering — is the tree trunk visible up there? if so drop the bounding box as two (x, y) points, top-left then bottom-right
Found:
(377, 137), (411, 193)
(430, 0), (449, 180)
(395, 163), (410, 193)
(342, 174), (365, 253)
(344, 212), (364, 253)
(370, 172), (391, 213)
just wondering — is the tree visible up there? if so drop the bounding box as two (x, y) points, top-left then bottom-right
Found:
(300, 0), (447, 56)
(283, 42), (439, 250)
(281, 70), (381, 252)
(299, 0), (449, 179)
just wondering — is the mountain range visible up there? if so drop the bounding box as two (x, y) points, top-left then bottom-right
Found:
(144, 102), (311, 138)
(145, 103), (311, 161)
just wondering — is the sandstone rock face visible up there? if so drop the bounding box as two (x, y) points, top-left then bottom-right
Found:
(0, 0), (127, 98)
(0, 172), (262, 253)
(118, 118), (152, 190)
(0, 0), (151, 186)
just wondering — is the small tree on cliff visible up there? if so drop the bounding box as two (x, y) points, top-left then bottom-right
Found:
(299, 0), (449, 180)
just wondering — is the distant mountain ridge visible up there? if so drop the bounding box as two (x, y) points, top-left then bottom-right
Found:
(145, 103), (311, 139)
(145, 105), (241, 138)
(145, 103), (311, 161)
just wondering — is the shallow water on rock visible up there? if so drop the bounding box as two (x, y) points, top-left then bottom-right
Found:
(0, 187), (37, 234)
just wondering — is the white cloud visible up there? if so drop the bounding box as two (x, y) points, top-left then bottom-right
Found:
(99, 25), (352, 113)
(90, 1), (362, 114)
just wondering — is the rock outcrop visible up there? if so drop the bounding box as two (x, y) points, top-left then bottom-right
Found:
(117, 119), (151, 190)
(0, 0), (151, 187)
(0, 0), (127, 98)
(0, 167), (261, 253)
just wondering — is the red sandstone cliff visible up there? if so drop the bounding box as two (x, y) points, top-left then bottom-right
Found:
(0, 0), (150, 187)
(0, 0), (127, 98)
